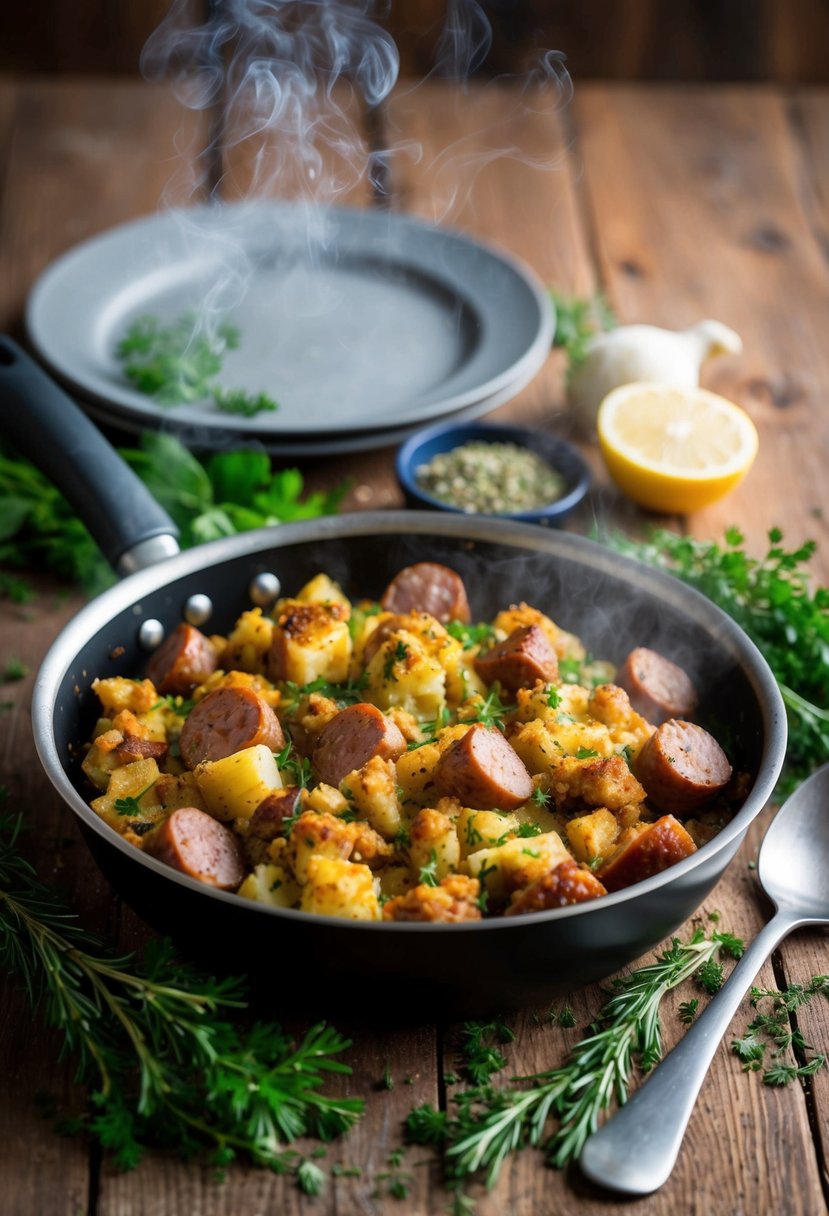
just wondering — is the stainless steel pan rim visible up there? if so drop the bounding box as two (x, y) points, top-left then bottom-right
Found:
(32, 510), (788, 932)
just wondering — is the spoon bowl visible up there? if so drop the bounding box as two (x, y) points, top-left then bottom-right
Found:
(579, 763), (829, 1196)
(758, 764), (829, 919)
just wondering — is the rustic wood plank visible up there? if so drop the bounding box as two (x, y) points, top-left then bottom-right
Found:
(787, 90), (829, 268)
(0, 583), (94, 1216)
(0, 78), (206, 335)
(572, 84), (829, 561)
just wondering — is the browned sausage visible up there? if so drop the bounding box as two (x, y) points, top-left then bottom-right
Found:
(434, 723), (533, 810)
(380, 562), (471, 623)
(596, 815), (697, 891)
(114, 734), (169, 764)
(146, 623), (217, 696)
(505, 859), (607, 914)
(616, 647), (698, 723)
(248, 787), (302, 840)
(312, 703), (407, 787)
(474, 624), (558, 692)
(179, 686), (285, 769)
(634, 718), (731, 815)
(143, 806), (246, 890)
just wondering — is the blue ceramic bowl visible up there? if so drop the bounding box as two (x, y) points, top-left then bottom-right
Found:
(396, 420), (591, 525)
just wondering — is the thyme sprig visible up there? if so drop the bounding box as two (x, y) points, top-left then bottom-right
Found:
(0, 811), (362, 1180)
(732, 976), (829, 1085)
(406, 928), (743, 1188)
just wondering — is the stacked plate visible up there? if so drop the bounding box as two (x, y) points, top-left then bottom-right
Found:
(26, 202), (554, 456)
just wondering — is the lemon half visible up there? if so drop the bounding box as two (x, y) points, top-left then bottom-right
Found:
(597, 383), (759, 514)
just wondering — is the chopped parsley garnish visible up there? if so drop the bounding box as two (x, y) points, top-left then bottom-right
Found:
(546, 684), (562, 708)
(113, 781), (157, 816)
(383, 640), (410, 683)
(575, 747), (600, 760)
(275, 742), (313, 789)
(445, 620), (497, 650)
(418, 850), (440, 887)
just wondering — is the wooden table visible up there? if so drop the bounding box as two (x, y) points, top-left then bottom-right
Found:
(1, 75), (828, 1215)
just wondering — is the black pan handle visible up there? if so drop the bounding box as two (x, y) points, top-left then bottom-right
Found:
(0, 336), (180, 575)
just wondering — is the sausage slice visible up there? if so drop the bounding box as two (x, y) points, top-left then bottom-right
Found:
(434, 723), (533, 810)
(143, 806), (246, 890)
(380, 562), (471, 623)
(634, 718), (731, 815)
(596, 815), (697, 892)
(179, 686), (285, 770)
(505, 859), (607, 914)
(146, 623), (217, 696)
(616, 647), (698, 723)
(474, 624), (558, 692)
(312, 703), (407, 787)
(248, 787), (303, 840)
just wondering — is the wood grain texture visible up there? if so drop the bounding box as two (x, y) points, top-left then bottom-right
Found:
(572, 84), (829, 561)
(0, 76), (828, 1216)
(0, 78), (205, 336)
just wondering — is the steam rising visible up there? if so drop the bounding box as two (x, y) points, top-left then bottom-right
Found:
(124, 1), (570, 432)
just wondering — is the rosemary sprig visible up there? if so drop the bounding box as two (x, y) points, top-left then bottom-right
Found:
(0, 810), (362, 1180)
(406, 928), (743, 1188)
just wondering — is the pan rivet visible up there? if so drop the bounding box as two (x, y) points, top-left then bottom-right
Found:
(184, 593), (213, 626)
(249, 572), (281, 607)
(138, 619), (165, 651)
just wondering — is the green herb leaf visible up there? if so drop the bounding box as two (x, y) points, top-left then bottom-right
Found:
(0, 808), (362, 1177)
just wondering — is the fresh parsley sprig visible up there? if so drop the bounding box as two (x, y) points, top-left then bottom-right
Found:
(116, 312), (278, 416)
(0, 432), (346, 594)
(406, 928), (743, 1188)
(605, 526), (829, 792)
(0, 810), (362, 1180)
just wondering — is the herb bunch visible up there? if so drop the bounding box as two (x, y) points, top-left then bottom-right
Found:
(607, 526), (829, 792)
(0, 811), (362, 1181)
(406, 928), (743, 1189)
(117, 312), (278, 416)
(0, 432), (346, 595)
(732, 976), (828, 1085)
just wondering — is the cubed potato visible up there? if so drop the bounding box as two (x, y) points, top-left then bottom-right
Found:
(304, 783), (349, 817)
(378, 864), (415, 901)
(294, 573), (351, 613)
(289, 810), (359, 884)
(365, 631), (446, 722)
(153, 771), (207, 814)
(236, 863), (300, 908)
(566, 807), (620, 864)
(299, 856), (380, 920)
(269, 599), (352, 686)
(195, 744), (283, 821)
(92, 677), (158, 716)
(90, 758), (165, 835)
(82, 734), (123, 790)
(341, 756), (401, 839)
(465, 830), (571, 906)
(409, 808), (460, 882)
(219, 608), (275, 675)
(396, 742), (440, 807)
(456, 807), (519, 858)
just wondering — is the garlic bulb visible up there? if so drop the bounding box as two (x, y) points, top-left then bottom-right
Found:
(567, 319), (742, 436)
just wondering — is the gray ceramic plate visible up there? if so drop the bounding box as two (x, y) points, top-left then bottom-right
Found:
(26, 201), (554, 440)
(78, 359), (540, 457)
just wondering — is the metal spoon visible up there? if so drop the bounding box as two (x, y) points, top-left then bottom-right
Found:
(579, 762), (829, 1196)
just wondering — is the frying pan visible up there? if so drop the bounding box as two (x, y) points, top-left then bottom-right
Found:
(1, 337), (787, 1018)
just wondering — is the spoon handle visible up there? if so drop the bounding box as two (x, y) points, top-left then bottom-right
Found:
(579, 910), (801, 1195)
